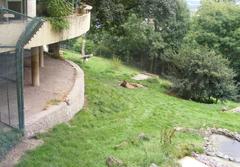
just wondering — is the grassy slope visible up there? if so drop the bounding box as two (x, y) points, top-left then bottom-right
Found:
(17, 51), (240, 167)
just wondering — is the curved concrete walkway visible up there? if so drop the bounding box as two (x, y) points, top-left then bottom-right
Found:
(0, 56), (85, 167)
(24, 56), (84, 137)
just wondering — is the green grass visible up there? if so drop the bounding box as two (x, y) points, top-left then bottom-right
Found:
(17, 51), (240, 167)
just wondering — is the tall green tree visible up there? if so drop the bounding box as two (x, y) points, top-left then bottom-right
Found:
(189, 0), (240, 80)
(170, 45), (237, 103)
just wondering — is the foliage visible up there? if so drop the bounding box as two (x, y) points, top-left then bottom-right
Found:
(119, 14), (165, 70)
(164, 0), (190, 50)
(17, 51), (240, 167)
(170, 46), (237, 103)
(69, 37), (95, 54)
(81, 0), (190, 75)
(81, 0), (129, 32)
(111, 56), (122, 70)
(42, 0), (73, 31)
(189, 0), (240, 80)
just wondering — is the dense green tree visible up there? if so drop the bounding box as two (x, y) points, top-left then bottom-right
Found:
(189, 0), (240, 80)
(82, 0), (184, 33)
(119, 14), (165, 71)
(83, 0), (190, 73)
(170, 45), (237, 103)
(69, 0), (239, 102)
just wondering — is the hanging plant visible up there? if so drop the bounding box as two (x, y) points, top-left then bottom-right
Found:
(42, 0), (73, 32)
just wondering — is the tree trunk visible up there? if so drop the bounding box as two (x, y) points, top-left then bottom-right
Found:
(82, 36), (86, 57)
(150, 58), (154, 73)
(31, 47), (40, 87)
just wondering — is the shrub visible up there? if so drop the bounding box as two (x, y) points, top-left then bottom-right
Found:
(74, 37), (95, 54)
(170, 46), (237, 103)
(67, 37), (96, 54)
(111, 56), (122, 70)
(41, 0), (73, 31)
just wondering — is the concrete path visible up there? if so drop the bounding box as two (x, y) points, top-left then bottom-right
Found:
(179, 157), (209, 167)
(24, 56), (75, 118)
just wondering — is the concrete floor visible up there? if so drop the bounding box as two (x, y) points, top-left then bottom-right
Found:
(24, 55), (75, 120)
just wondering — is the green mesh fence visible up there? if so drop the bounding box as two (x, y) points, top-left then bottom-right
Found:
(0, 7), (43, 160)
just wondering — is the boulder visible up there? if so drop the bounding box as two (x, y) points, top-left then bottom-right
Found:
(106, 156), (124, 167)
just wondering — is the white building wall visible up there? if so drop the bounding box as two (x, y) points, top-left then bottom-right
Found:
(0, 0), (5, 7)
(27, 0), (36, 17)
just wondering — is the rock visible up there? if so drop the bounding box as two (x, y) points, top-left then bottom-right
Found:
(232, 107), (240, 113)
(174, 127), (184, 132)
(132, 73), (152, 81)
(106, 156), (124, 167)
(138, 133), (150, 141)
(224, 155), (229, 160)
(149, 163), (159, 167)
(179, 157), (209, 167)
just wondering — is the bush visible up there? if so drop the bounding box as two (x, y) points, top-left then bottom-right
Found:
(67, 37), (95, 54)
(41, 0), (73, 31)
(74, 38), (95, 54)
(170, 46), (237, 103)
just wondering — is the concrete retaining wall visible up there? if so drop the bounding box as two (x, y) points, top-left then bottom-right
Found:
(24, 60), (84, 137)
(25, 13), (91, 48)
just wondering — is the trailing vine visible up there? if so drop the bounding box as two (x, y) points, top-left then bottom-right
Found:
(39, 0), (73, 32)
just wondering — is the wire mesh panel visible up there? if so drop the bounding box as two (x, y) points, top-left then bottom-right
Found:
(0, 49), (22, 160)
(0, 5), (46, 160)
(0, 7), (36, 160)
(0, 50), (19, 128)
(0, 122), (21, 160)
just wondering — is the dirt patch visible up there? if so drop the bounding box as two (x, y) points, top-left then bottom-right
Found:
(132, 72), (158, 81)
(230, 106), (240, 113)
(0, 138), (43, 167)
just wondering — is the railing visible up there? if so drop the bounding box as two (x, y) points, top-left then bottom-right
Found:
(0, 8), (39, 50)
(0, 8), (44, 130)
(15, 16), (44, 130)
(16, 17), (44, 48)
(0, 7), (31, 24)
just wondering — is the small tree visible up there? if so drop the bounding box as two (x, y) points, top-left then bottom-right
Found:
(170, 46), (237, 103)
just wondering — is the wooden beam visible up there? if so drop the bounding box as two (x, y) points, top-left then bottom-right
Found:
(31, 47), (40, 86)
(39, 46), (44, 68)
